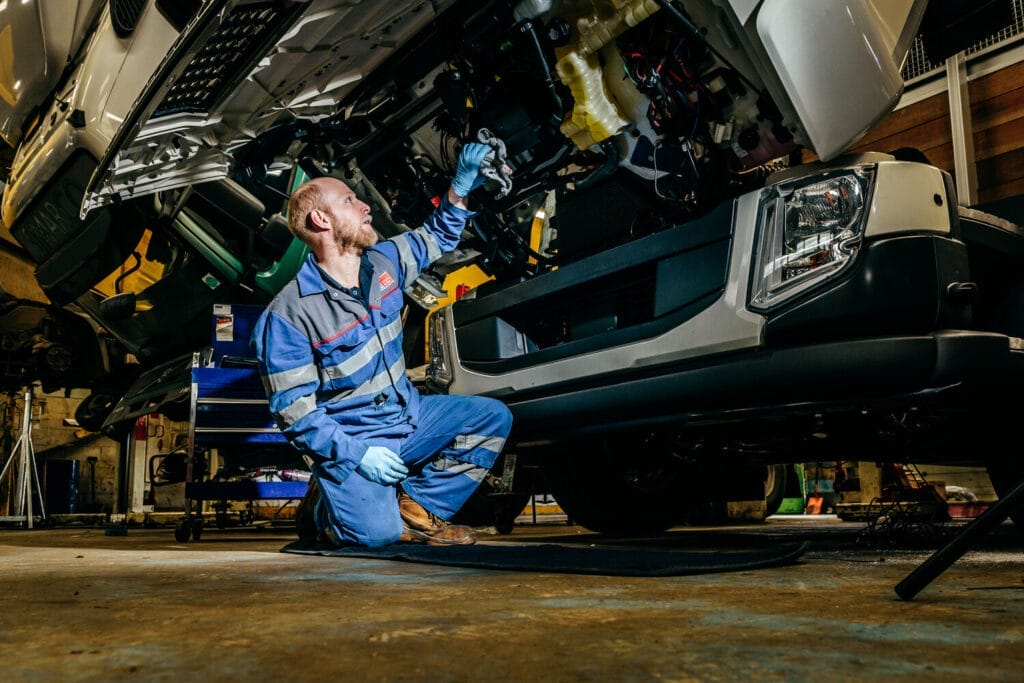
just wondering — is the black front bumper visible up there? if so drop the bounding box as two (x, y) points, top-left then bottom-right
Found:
(505, 330), (1024, 458)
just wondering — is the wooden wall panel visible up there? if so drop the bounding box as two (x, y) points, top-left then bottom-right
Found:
(802, 92), (952, 167)
(968, 58), (1024, 103)
(970, 62), (1024, 202)
(855, 93), (950, 149)
(855, 118), (954, 170)
(974, 114), (1024, 161)
(980, 175), (1024, 204)
(971, 86), (1024, 135)
(923, 142), (954, 172)
(977, 146), (1024, 192)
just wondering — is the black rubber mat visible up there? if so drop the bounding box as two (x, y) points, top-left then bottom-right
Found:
(280, 539), (811, 576)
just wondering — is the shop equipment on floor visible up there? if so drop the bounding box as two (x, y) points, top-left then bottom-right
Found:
(175, 303), (307, 542)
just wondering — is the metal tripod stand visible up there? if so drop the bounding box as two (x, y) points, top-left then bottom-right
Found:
(0, 386), (46, 527)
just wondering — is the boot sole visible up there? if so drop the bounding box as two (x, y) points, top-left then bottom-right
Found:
(400, 527), (476, 546)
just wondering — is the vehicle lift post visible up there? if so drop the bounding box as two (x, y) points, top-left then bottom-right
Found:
(895, 475), (1024, 600)
(0, 385), (46, 528)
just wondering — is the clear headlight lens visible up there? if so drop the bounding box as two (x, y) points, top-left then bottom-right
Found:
(750, 167), (873, 310)
(426, 307), (452, 389)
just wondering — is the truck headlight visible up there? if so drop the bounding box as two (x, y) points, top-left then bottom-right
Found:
(750, 167), (873, 311)
(426, 307), (452, 389)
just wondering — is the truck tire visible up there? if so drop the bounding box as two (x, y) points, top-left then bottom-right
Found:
(450, 490), (531, 533)
(764, 464), (789, 518)
(540, 434), (694, 535)
(450, 454), (532, 533)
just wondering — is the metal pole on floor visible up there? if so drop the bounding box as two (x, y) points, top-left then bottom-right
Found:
(895, 475), (1024, 600)
(0, 386), (46, 528)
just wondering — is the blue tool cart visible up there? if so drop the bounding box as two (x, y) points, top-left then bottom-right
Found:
(174, 303), (308, 542)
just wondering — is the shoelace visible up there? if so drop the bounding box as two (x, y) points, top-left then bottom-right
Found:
(427, 511), (449, 530)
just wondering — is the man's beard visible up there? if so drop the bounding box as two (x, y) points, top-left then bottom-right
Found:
(336, 220), (378, 251)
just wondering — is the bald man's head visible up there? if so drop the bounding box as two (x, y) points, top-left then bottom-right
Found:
(287, 177), (377, 252)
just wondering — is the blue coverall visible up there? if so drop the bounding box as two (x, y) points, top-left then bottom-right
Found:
(251, 196), (512, 547)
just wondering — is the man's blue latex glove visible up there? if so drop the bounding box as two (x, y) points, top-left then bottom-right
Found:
(451, 142), (491, 197)
(356, 446), (408, 485)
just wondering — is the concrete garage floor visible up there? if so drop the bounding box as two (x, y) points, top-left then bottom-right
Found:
(0, 517), (1021, 682)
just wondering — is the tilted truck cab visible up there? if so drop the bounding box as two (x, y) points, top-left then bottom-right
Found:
(2, 0), (1023, 532)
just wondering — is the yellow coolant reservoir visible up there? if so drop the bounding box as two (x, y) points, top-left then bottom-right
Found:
(556, 49), (626, 150)
(555, 0), (660, 150)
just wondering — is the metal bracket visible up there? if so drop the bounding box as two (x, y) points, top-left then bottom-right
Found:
(484, 452), (518, 493)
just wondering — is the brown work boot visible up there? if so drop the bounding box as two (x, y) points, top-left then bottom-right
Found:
(295, 475), (320, 542)
(398, 492), (476, 546)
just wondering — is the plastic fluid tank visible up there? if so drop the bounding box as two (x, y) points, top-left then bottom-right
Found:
(554, 0), (660, 149)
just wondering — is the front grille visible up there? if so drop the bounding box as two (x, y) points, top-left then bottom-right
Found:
(153, 1), (304, 117)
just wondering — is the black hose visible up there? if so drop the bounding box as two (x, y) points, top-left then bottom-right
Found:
(574, 139), (620, 190)
(114, 252), (142, 294)
(519, 20), (564, 127)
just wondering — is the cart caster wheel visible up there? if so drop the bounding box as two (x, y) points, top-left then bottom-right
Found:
(192, 519), (203, 541)
(174, 521), (191, 543)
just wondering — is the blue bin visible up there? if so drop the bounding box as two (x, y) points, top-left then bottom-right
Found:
(44, 459), (81, 514)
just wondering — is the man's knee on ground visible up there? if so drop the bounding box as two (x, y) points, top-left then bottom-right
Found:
(348, 516), (403, 548)
(359, 529), (404, 548)
(317, 493), (403, 548)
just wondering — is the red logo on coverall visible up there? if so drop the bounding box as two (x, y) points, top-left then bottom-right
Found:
(378, 272), (395, 291)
